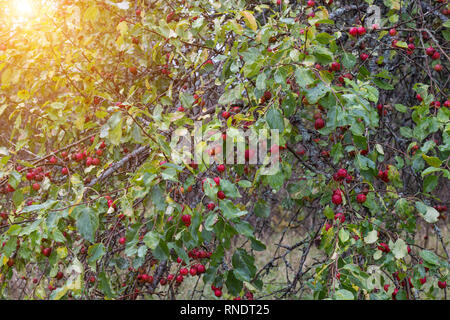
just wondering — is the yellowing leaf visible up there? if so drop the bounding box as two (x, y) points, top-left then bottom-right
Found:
(17, 90), (30, 100)
(116, 21), (128, 35)
(241, 11), (257, 31)
(84, 5), (99, 22)
(1, 68), (12, 87)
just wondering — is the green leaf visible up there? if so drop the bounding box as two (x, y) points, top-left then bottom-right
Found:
(423, 175), (438, 193)
(75, 207), (99, 243)
(339, 229), (349, 243)
(306, 82), (330, 104)
(220, 200), (247, 220)
(88, 243), (106, 267)
(295, 67), (315, 89)
(394, 104), (407, 113)
(342, 52), (356, 69)
(220, 180), (241, 198)
(218, 85), (242, 105)
(316, 32), (334, 44)
(232, 249), (256, 282)
(420, 250), (440, 266)
(364, 230), (378, 244)
(254, 200), (270, 218)
(8, 171), (22, 189)
(256, 72), (267, 91)
(373, 78), (394, 90)
(98, 271), (115, 298)
(421, 154), (442, 168)
(266, 107), (285, 131)
(143, 231), (160, 250)
(392, 238), (407, 260)
(226, 271), (243, 296)
(334, 289), (354, 300)
(323, 206), (334, 219)
(107, 112), (123, 146)
(415, 202), (439, 223)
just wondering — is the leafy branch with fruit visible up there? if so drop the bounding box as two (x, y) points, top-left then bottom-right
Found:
(0, 0), (448, 300)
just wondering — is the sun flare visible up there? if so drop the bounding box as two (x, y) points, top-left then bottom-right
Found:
(13, 0), (35, 18)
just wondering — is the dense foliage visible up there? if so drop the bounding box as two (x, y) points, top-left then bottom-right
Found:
(0, 0), (449, 300)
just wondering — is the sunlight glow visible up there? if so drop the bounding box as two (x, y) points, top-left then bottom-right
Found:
(13, 0), (35, 19)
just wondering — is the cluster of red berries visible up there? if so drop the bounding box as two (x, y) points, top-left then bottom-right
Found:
(377, 242), (390, 253)
(430, 100), (450, 108)
(334, 212), (345, 224)
(331, 188), (343, 205)
(260, 91), (272, 104)
(314, 111), (325, 130)
(181, 214), (191, 227)
(187, 248), (212, 260)
(332, 168), (353, 183)
(377, 167), (390, 183)
(348, 26), (366, 37)
(25, 166), (51, 191)
(433, 204), (447, 212)
(211, 284), (223, 297)
(105, 195), (117, 210)
(376, 103), (388, 117)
